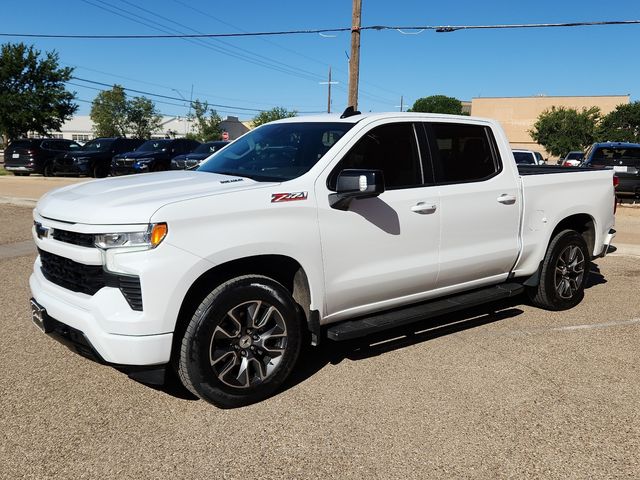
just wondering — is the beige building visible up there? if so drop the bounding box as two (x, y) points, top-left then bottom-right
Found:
(471, 95), (630, 159)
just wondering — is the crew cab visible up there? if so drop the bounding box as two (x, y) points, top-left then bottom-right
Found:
(29, 112), (616, 408)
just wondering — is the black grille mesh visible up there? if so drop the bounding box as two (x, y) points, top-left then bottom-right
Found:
(52, 229), (95, 248)
(39, 249), (143, 311)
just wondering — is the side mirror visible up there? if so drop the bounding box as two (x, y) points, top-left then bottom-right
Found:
(329, 169), (385, 210)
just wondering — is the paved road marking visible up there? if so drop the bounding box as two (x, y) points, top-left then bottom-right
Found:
(0, 240), (36, 260)
(552, 318), (640, 332)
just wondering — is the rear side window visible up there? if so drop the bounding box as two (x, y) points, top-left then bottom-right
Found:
(429, 123), (500, 183)
(329, 122), (423, 190)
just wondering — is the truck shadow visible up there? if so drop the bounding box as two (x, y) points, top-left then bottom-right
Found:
(281, 298), (526, 395)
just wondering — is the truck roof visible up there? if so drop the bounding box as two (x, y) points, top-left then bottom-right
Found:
(269, 111), (496, 125)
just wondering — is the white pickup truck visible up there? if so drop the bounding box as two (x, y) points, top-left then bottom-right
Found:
(29, 111), (616, 408)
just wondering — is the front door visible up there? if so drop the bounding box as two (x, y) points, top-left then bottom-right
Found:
(316, 121), (441, 322)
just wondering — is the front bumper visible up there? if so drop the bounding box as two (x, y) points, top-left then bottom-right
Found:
(53, 161), (90, 175)
(111, 165), (141, 176)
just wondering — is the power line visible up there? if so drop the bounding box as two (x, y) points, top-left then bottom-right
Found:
(68, 78), (325, 114)
(2, 20), (639, 39)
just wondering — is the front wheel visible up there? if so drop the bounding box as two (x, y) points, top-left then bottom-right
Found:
(178, 275), (302, 408)
(528, 229), (590, 310)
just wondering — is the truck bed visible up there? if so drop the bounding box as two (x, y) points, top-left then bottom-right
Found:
(517, 165), (586, 175)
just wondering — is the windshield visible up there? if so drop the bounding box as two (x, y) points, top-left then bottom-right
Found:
(198, 122), (354, 181)
(194, 142), (225, 154)
(591, 147), (640, 167)
(137, 140), (171, 152)
(513, 152), (535, 164)
(81, 139), (114, 152)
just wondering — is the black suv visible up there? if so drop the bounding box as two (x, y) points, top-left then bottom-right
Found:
(111, 138), (201, 175)
(170, 141), (229, 170)
(3, 138), (82, 176)
(582, 142), (640, 198)
(53, 137), (145, 178)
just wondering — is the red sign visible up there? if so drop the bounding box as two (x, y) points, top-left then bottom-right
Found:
(221, 131), (229, 141)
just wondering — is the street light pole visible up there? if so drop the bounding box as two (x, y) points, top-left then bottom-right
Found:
(348, 0), (362, 110)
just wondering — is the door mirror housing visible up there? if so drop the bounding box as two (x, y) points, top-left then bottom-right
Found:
(329, 169), (385, 210)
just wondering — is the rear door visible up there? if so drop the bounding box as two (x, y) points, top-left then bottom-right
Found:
(424, 121), (520, 290)
(316, 120), (441, 320)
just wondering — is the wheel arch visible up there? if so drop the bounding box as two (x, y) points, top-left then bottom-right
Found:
(170, 254), (317, 365)
(550, 213), (596, 258)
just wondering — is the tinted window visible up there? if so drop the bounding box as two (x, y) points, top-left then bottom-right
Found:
(566, 152), (583, 160)
(430, 123), (499, 183)
(329, 123), (422, 190)
(590, 147), (640, 167)
(137, 140), (171, 152)
(83, 139), (115, 151)
(534, 152), (544, 163)
(513, 152), (536, 165)
(199, 122), (353, 182)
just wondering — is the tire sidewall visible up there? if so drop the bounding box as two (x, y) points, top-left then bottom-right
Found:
(540, 231), (589, 310)
(182, 276), (302, 408)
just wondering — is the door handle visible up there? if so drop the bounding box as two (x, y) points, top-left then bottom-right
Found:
(411, 202), (437, 214)
(497, 194), (517, 205)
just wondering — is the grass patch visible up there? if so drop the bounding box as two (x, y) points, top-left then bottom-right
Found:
(0, 166), (9, 176)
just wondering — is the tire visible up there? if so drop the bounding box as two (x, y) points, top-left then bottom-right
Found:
(151, 162), (167, 172)
(13, 172), (30, 176)
(178, 275), (303, 408)
(528, 229), (590, 310)
(92, 163), (109, 178)
(43, 163), (53, 177)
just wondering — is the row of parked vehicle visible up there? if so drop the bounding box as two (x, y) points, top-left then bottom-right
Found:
(520, 143), (640, 198)
(2, 137), (229, 178)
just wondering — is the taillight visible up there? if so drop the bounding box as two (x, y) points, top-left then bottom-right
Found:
(563, 161), (570, 167)
(613, 175), (619, 214)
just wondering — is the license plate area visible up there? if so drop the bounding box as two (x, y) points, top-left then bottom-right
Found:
(30, 298), (52, 333)
(12, 153), (19, 158)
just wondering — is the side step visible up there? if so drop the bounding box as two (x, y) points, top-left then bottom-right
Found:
(326, 283), (524, 341)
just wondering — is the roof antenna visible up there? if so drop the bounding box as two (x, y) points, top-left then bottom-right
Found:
(340, 106), (361, 119)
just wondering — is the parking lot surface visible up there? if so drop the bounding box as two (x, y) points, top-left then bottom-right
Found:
(0, 203), (639, 479)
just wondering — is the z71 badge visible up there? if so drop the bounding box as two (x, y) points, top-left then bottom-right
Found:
(271, 192), (308, 203)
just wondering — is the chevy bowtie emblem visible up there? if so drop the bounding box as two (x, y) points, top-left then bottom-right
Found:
(34, 222), (51, 239)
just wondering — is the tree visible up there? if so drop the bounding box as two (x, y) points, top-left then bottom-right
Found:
(0, 42), (77, 143)
(252, 107), (297, 128)
(598, 102), (640, 143)
(127, 96), (162, 139)
(530, 106), (600, 157)
(90, 85), (129, 137)
(187, 99), (222, 141)
(408, 95), (466, 115)
(90, 85), (162, 138)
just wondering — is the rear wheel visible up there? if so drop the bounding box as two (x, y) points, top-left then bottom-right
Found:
(13, 172), (30, 176)
(43, 163), (53, 177)
(92, 163), (109, 178)
(178, 275), (302, 408)
(528, 229), (590, 310)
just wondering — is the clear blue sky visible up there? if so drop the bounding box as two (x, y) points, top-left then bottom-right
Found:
(3, 0), (639, 119)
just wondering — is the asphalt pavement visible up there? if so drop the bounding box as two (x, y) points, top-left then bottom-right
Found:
(0, 181), (639, 479)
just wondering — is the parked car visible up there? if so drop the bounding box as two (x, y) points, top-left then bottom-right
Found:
(53, 137), (145, 178)
(3, 138), (81, 176)
(582, 142), (640, 198)
(560, 151), (584, 166)
(111, 138), (201, 175)
(170, 141), (230, 170)
(512, 149), (545, 165)
(30, 112), (616, 408)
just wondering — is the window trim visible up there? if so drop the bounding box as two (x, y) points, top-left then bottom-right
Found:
(424, 122), (503, 186)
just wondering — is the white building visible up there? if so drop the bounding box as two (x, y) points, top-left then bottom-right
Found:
(47, 115), (250, 142)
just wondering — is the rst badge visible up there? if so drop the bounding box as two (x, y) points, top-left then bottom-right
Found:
(271, 192), (308, 203)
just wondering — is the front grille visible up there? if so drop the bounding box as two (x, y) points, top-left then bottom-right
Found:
(39, 249), (105, 295)
(52, 229), (95, 248)
(38, 249), (143, 311)
(115, 159), (134, 166)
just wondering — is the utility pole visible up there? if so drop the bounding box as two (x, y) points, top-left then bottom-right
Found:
(319, 67), (338, 113)
(348, 0), (362, 110)
(400, 95), (404, 112)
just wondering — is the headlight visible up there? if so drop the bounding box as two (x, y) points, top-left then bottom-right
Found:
(94, 223), (167, 250)
(135, 158), (154, 164)
(75, 156), (91, 164)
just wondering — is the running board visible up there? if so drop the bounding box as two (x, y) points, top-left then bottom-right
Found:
(326, 283), (524, 341)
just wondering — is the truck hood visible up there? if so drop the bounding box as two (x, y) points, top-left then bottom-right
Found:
(37, 171), (275, 225)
